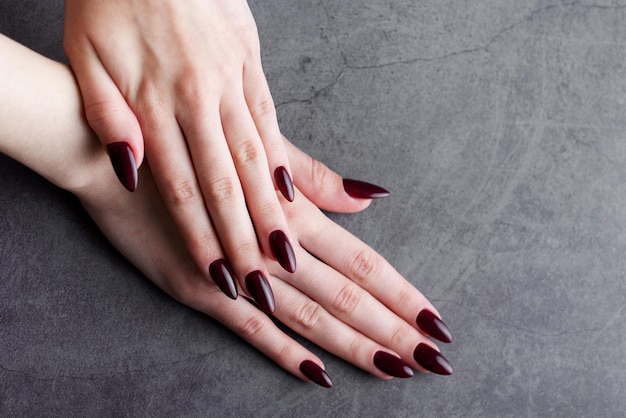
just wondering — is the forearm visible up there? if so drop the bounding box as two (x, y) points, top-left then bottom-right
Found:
(0, 33), (106, 193)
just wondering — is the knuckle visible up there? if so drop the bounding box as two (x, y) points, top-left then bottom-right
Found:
(236, 315), (267, 340)
(348, 248), (380, 284)
(175, 70), (213, 111)
(237, 23), (260, 55)
(136, 81), (166, 117)
(233, 139), (263, 166)
(393, 289), (414, 313)
(290, 300), (324, 331)
(249, 95), (276, 120)
(388, 325), (409, 349)
(275, 342), (297, 364)
(346, 335), (365, 360)
(256, 201), (277, 220)
(177, 77), (201, 109)
(332, 284), (362, 315)
(232, 241), (259, 263)
(164, 178), (198, 207)
(205, 176), (239, 203)
(83, 100), (124, 134)
(188, 230), (218, 259)
(310, 157), (330, 189)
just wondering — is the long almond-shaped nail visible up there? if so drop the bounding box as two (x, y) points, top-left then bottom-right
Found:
(343, 179), (390, 199)
(373, 351), (414, 378)
(275, 166), (295, 202)
(300, 360), (333, 388)
(270, 230), (296, 273)
(416, 310), (452, 343)
(413, 344), (453, 375)
(107, 142), (138, 192)
(209, 259), (238, 300)
(245, 271), (275, 314)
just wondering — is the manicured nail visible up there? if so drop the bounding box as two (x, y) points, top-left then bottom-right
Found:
(416, 310), (452, 343)
(107, 142), (138, 192)
(299, 360), (333, 388)
(209, 259), (238, 300)
(245, 271), (275, 314)
(270, 230), (296, 273)
(373, 351), (414, 378)
(413, 344), (453, 375)
(275, 166), (295, 202)
(343, 179), (390, 199)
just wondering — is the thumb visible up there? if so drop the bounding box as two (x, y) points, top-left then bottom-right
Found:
(70, 49), (144, 192)
(284, 136), (390, 213)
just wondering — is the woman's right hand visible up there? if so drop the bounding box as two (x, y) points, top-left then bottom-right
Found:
(79, 138), (453, 386)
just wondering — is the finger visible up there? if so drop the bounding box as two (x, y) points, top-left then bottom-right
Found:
(271, 277), (413, 380)
(194, 282), (333, 388)
(140, 110), (240, 300)
(283, 247), (445, 374)
(244, 60), (294, 202)
(284, 137), (382, 213)
(294, 191), (453, 344)
(66, 41), (143, 192)
(220, 93), (296, 275)
(174, 98), (278, 310)
(106, 173), (331, 388)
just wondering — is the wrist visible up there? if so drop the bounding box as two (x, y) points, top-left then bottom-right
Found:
(0, 34), (111, 197)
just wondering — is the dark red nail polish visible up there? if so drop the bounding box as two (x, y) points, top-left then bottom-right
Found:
(275, 166), (295, 202)
(245, 271), (275, 314)
(343, 179), (390, 199)
(373, 351), (414, 378)
(107, 142), (138, 192)
(270, 230), (296, 273)
(209, 259), (238, 300)
(413, 344), (453, 376)
(416, 310), (452, 343)
(300, 360), (333, 388)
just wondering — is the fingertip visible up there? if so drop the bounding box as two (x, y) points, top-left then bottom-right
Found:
(275, 166), (295, 202)
(245, 270), (275, 314)
(107, 141), (138, 192)
(342, 179), (391, 200)
(299, 360), (333, 388)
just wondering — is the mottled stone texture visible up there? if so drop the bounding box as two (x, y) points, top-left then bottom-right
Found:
(2, 1), (626, 416)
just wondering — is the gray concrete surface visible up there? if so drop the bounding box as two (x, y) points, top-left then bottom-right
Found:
(2, 1), (626, 416)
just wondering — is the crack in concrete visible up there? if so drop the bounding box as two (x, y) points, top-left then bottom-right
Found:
(277, 1), (626, 110)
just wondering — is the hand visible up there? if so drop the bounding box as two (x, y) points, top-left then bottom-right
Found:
(78, 143), (453, 385)
(1, 33), (453, 385)
(63, 0), (299, 306)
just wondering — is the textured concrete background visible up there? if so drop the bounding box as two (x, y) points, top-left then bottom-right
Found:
(2, 1), (626, 416)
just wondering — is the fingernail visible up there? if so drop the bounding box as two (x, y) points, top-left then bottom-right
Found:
(209, 259), (238, 300)
(343, 179), (390, 199)
(413, 344), (453, 375)
(245, 271), (275, 314)
(107, 142), (138, 192)
(373, 351), (414, 378)
(270, 230), (296, 273)
(275, 166), (295, 202)
(299, 360), (333, 388)
(416, 310), (452, 343)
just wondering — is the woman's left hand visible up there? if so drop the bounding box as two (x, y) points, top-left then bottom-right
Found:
(64, 0), (300, 304)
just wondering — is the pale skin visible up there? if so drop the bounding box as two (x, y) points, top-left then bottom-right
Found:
(0, 34), (451, 384)
(63, 0), (306, 301)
